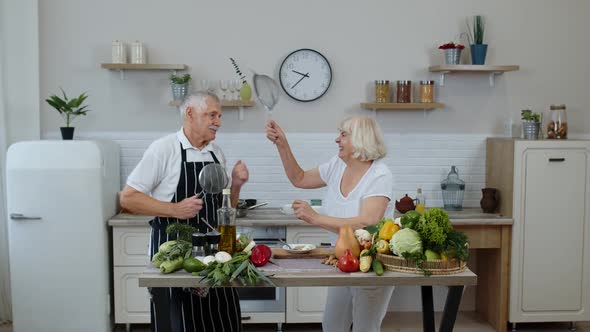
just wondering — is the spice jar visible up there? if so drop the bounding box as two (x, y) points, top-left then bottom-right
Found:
(375, 80), (390, 103)
(547, 104), (568, 139)
(396, 80), (412, 103)
(419, 80), (435, 103)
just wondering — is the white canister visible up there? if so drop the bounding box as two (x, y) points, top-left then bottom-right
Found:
(111, 40), (127, 64)
(131, 41), (146, 64)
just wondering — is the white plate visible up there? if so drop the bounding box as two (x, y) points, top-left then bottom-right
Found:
(282, 243), (316, 254)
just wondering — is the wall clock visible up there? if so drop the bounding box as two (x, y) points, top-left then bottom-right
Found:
(279, 48), (332, 102)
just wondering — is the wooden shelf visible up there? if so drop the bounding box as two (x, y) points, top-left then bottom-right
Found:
(169, 100), (255, 108)
(428, 65), (520, 87)
(428, 65), (519, 73)
(360, 102), (444, 111)
(101, 63), (187, 70)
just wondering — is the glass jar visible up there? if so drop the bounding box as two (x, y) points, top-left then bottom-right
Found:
(440, 166), (465, 211)
(375, 80), (390, 103)
(547, 104), (567, 139)
(396, 80), (412, 103)
(419, 80), (435, 103)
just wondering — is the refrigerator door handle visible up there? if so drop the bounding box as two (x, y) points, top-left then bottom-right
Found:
(10, 213), (42, 221)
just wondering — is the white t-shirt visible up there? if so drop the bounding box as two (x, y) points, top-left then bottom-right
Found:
(319, 155), (394, 241)
(126, 129), (228, 202)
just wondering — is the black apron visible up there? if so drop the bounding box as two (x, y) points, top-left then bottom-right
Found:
(149, 145), (242, 332)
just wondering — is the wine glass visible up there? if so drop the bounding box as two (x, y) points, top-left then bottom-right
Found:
(228, 80), (237, 100)
(200, 79), (210, 92)
(232, 79), (241, 100)
(219, 80), (229, 100)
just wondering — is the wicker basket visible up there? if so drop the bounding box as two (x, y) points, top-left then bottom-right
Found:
(376, 253), (466, 275)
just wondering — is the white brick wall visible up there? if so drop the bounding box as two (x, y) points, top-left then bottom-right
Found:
(74, 132), (489, 211)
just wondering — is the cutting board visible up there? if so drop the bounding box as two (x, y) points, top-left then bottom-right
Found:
(272, 247), (333, 259)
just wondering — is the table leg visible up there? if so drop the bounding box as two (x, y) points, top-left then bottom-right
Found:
(421, 286), (435, 332)
(439, 286), (464, 332)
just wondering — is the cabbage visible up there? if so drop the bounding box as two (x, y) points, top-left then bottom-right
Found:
(390, 228), (423, 256)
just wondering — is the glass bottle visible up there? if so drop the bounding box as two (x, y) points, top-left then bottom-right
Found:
(216, 188), (236, 254)
(547, 104), (567, 139)
(415, 187), (426, 214)
(440, 166), (465, 211)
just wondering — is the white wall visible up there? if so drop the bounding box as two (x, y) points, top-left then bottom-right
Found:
(36, 0), (590, 136)
(2, 0), (40, 143)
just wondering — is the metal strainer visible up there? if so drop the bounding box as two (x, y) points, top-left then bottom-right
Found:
(253, 72), (280, 119)
(197, 163), (229, 196)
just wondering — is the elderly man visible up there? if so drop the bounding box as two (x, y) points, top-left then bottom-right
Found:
(120, 91), (248, 332)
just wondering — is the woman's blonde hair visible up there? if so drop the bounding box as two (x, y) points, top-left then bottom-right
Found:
(338, 115), (386, 161)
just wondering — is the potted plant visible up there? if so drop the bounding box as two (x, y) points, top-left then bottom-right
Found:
(521, 109), (542, 140)
(438, 42), (465, 65)
(465, 15), (487, 65)
(170, 73), (191, 101)
(230, 57), (251, 101)
(45, 88), (91, 140)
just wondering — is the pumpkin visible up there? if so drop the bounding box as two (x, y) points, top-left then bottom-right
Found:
(334, 226), (361, 259)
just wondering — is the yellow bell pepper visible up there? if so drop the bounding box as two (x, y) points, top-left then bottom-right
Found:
(379, 221), (400, 241)
(375, 239), (390, 254)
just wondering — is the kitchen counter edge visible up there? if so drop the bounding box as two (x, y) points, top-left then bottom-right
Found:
(107, 208), (513, 227)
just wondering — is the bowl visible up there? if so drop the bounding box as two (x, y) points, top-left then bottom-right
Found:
(280, 204), (323, 215)
(281, 204), (294, 215)
(236, 208), (248, 218)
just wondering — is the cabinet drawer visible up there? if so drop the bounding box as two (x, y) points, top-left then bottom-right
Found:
(286, 226), (333, 246)
(113, 227), (150, 266)
(113, 266), (150, 324)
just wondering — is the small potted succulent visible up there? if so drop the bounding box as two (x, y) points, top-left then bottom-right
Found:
(438, 42), (465, 65)
(230, 57), (251, 101)
(465, 15), (487, 65)
(45, 88), (91, 140)
(170, 73), (191, 101)
(521, 109), (542, 140)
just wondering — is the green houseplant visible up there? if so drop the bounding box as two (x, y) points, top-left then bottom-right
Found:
(230, 57), (251, 101)
(45, 88), (90, 140)
(521, 109), (542, 140)
(465, 15), (487, 65)
(170, 73), (191, 101)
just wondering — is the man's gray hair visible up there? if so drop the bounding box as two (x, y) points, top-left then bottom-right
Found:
(179, 91), (220, 118)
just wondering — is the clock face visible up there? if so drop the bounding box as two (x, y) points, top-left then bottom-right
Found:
(279, 49), (332, 102)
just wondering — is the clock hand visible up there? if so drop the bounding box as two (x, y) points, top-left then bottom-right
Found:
(292, 70), (310, 78)
(291, 75), (308, 89)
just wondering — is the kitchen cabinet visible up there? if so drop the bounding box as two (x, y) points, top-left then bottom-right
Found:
(285, 226), (333, 323)
(112, 226), (151, 329)
(486, 138), (590, 324)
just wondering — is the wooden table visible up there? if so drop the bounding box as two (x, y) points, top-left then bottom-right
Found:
(114, 208), (512, 331)
(453, 223), (512, 332)
(140, 260), (477, 332)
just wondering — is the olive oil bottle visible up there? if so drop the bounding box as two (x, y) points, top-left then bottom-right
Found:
(216, 188), (236, 254)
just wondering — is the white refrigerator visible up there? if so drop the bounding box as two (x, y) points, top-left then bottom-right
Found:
(6, 140), (120, 332)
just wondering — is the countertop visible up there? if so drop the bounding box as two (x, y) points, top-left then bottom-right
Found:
(138, 260), (477, 288)
(108, 207), (513, 227)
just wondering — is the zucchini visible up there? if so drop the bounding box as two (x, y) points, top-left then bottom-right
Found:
(372, 259), (384, 276)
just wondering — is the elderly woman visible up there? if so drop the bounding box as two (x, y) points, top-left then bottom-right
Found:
(265, 115), (394, 332)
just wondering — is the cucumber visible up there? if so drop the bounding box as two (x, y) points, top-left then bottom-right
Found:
(372, 259), (384, 276)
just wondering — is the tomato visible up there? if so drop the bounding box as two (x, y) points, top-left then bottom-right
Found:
(337, 249), (360, 273)
(250, 244), (272, 267)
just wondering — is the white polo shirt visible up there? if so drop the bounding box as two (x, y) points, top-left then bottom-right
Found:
(126, 129), (228, 202)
